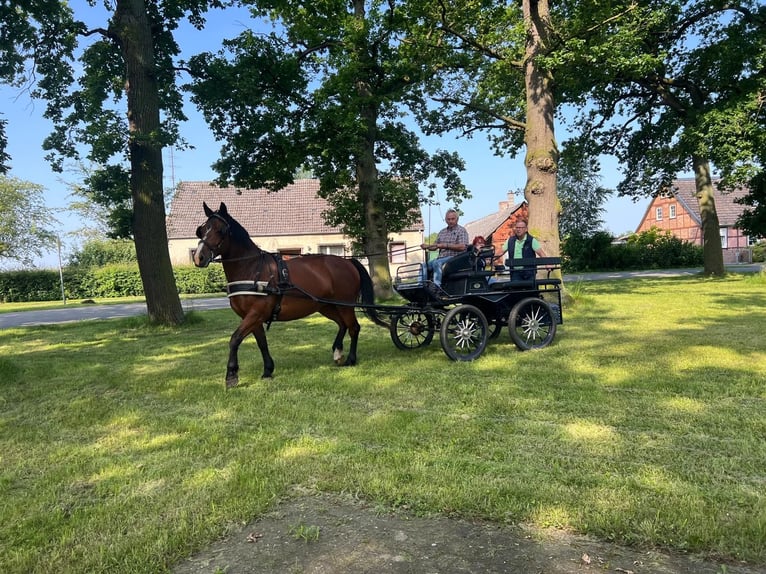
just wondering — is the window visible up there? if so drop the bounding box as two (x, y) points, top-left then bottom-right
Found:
(319, 244), (344, 256)
(389, 242), (407, 263)
(719, 227), (728, 249)
(655, 207), (663, 221)
(669, 204), (676, 219)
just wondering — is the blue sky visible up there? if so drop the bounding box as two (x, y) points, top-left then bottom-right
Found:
(1, 6), (647, 268)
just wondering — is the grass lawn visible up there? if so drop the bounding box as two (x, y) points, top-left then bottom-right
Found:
(1, 273), (765, 573)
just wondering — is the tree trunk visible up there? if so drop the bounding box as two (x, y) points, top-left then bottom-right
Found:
(352, 0), (392, 300)
(113, 0), (184, 325)
(692, 155), (725, 276)
(522, 0), (561, 258)
(358, 103), (393, 299)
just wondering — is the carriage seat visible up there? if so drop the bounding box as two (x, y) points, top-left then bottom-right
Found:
(490, 257), (562, 289)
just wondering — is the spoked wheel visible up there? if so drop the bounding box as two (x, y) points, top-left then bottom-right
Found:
(440, 304), (489, 361)
(508, 297), (557, 351)
(390, 310), (436, 350)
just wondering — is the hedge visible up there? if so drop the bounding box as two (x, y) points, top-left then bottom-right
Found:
(0, 265), (226, 303)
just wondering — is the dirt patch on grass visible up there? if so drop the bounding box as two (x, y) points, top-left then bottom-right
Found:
(173, 494), (763, 574)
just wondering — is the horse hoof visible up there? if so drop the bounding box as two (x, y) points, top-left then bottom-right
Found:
(226, 378), (239, 389)
(261, 373), (273, 379)
(334, 356), (345, 366)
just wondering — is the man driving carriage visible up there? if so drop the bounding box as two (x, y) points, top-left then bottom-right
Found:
(420, 209), (469, 286)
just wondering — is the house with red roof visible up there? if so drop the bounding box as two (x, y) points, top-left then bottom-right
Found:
(166, 180), (425, 266)
(635, 179), (753, 263)
(463, 192), (529, 259)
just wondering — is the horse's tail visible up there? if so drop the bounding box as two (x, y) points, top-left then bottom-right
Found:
(350, 258), (389, 328)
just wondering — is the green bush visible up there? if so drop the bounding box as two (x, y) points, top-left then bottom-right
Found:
(562, 227), (703, 272)
(752, 241), (766, 263)
(174, 265), (226, 294)
(67, 239), (137, 268)
(0, 270), (63, 302)
(0, 264), (226, 302)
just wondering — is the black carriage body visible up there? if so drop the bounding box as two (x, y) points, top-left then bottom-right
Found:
(391, 248), (564, 360)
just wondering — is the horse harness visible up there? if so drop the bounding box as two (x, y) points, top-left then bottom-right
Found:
(226, 253), (292, 327)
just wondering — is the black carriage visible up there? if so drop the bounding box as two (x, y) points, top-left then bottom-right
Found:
(389, 246), (563, 361)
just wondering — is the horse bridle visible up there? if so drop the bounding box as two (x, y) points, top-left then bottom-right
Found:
(198, 212), (231, 259)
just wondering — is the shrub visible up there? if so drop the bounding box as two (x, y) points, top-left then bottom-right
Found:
(0, 264), (226, 302)
(68, 239), (137, 268)
(562, 227), (703, 272)
(752, 241), (766, 263)
(174, 265), (226, 294)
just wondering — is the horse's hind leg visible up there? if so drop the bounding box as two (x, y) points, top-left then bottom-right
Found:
(341, 310), (361, 367)
(252, 324), (275, 379)
(332, 325), (347, 365)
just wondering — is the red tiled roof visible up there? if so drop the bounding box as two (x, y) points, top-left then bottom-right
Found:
(465, 200), (526, 239)
(167, 180), (423, 239)
(670, 178), (749, 227)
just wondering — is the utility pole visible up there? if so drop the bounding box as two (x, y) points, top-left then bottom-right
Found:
(57, 236), (66, 304)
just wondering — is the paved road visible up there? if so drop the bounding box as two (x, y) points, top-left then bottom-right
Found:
(0, 297), (231, 329)
(563, 262), (764, 282)
(1, 263), (762, 329)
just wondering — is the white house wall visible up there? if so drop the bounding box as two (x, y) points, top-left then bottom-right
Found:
(168, 230), (425, 267)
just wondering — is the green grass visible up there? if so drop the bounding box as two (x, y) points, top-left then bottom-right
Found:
(1, 274), (765, 572)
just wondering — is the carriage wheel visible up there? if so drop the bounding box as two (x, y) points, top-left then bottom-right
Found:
(390, 311), (436, 350)
(508, 297), (557, 351)
(440, 304), (489, 361)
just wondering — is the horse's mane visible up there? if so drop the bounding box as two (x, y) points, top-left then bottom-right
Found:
(222, 211), (258, 250)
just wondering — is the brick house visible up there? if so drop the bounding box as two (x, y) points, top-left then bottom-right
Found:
(635, 179), (753, 263)
(464, 193), (528, 260)
(166, 180), (425, 266)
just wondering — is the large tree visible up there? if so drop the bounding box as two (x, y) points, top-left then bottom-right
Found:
(187, 0), (469, 297)
(0, 175), (57, 266)
(2, 1), (227, 323)
(405, 0), (567, 258)
(560, 0), (765, 275)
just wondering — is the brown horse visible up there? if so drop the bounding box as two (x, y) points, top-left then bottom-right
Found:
(193, 202), (386, 387)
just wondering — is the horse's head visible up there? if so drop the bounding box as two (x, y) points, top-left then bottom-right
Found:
(193, 202), (231, 267)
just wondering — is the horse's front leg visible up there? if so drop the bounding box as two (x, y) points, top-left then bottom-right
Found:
(226, 327), (246, 389)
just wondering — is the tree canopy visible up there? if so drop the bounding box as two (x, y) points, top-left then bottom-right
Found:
(0, 175), (57, 266)
(560, 0), (766, 273)
(187, 0), (471, 294)
(1, 1), (229, 323)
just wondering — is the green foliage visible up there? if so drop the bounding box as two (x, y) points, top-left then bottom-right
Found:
(174, 265), (226, 294)
(0, 264), (225, 302)
(562, 227), (703, 272)
(0, 1), (81, 171)
(736, 170), (766, 239)
(186, 5), (471, 243)
(0, 175), (58, 265)
(0, 270), (64, 303)
(752, 241), (766, 263)
(79, 165), (134, 238)
(67, 238), (137, 268)
(557, 147), (612, 239)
